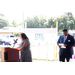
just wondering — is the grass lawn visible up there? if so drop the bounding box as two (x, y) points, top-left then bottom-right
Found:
(32, 59), (59, 62)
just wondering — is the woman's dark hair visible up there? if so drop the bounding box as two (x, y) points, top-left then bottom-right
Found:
(20, 33), (29, 39)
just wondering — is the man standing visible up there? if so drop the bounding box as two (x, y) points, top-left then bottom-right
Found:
(57, 29), (74, 62)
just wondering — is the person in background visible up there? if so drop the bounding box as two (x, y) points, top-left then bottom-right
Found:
(57, 29), (74, 62)
(16, 33), (32, 62)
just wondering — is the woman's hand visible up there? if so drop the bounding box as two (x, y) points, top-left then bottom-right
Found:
(15, 48), (20, 51)
(18, 48), (21, 51)
(15, 47), (19, 49)
(16, 42), (28, 51)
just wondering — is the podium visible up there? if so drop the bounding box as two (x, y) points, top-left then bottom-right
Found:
(0, 47), (19, 62)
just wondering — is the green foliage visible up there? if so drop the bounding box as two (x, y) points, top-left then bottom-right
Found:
(57, 12), (75, 32)
(47, 17), (56, 28)
(0, 13), (4, 17)
(25, 15), (47, 28)
(11, 20), (17, 27)
(25, 12), (75, 32)
(13, 32), (20, 36)
(9, 12), (75, 32)
(10, 20), (22, 27)
(0, 13), (9, 29)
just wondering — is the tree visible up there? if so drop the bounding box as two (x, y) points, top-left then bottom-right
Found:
(13, 32), (20, 36)
(47, 17), (56, 28)
(0, 13), (9, 29)
(10, 20), (22, 27)
(56, 12), (75, 32)
(9, 12), (75, 32)
(25, 15), (47, 28)
(38, 15), (47, 28)
(0, 13), (4, 17)
(11, 20), (17, 27)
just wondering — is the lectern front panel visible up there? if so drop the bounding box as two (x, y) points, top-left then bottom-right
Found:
(4, 52), (8, 60)
(1, 47), (19, 62)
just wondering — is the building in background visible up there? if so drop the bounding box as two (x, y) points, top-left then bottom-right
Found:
(0, 27), (57, 43)
(0, 27), (22, 35)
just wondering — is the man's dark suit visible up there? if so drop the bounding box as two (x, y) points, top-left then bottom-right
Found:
(57, 34), (74, 62)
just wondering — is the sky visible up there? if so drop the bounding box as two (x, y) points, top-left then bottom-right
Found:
(1, 12), (75, 23)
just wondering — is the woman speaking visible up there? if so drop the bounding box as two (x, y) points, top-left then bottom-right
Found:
(16, 33), (32, 62)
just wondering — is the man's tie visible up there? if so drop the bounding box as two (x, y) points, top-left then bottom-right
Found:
(64, 36), (66, 43)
